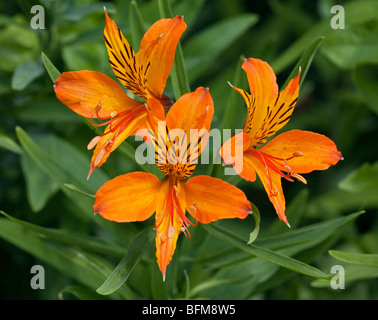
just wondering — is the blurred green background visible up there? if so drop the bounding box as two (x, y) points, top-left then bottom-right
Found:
(0, 0), (378, 300)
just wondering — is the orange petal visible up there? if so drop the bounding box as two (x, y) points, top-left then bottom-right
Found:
(219, 131), (250, 165)
(260, 129), (343, 174)
(104, 8), (148, 99)
(239, 152), (257, 182)
(154, 177), (185, 280)
(139, 16), (187, 99)
(240, 58), (278, 142)
(250, 70), (300, 146)
(166, 87), (214, 134)
(54, 71), (141, 118)
(245, 152), (288, 225)
(94, 172), (160, 222)
(184, 175), (251, 224)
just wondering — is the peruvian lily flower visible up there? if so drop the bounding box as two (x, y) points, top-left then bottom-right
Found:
(220, 58), (343, 226)
(54, 9), (186, 178)
(94, 87), (252, 280)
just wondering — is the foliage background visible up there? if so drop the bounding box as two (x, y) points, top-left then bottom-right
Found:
(0, 0), (377, 300)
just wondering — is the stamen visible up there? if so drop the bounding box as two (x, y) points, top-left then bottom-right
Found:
(94, 146), (107, 167)
(291, 173), (307, 184)
(87, 136), (102, 150)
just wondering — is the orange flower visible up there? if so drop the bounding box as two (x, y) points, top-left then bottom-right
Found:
(220, 58), (343, 226)
(54, 9), (186, 178)
(94, 87), (252, 280)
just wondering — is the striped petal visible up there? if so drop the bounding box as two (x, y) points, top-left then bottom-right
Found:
(104, 8), (148, 99)
(139, 15), (187, 100)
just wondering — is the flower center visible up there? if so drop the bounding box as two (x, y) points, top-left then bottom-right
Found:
(246, 148), (306, 197)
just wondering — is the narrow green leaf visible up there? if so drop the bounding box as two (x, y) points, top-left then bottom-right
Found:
(329, 250), (378, 268)
(0, 217), (132, 299)
(64, 184), (95, 199)
(97, 228), (155, 295)
(256, 211), (363, 250)
(130, 0), (147, 50)
(311, 264), (378, 288)
(158, 0), (190, 97)
(0, 133), (22, 154)
(0, 211), (125, 258)
(41, 52), (61, 82)
(282, 36), (324, 89)
(59, 285), (109, 300)
(247, 203), (261, 245)
(203, 223), (330, 279)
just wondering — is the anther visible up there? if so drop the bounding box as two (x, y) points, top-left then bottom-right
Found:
(87, 136), (102, 150)
(168, 226), (175, 239)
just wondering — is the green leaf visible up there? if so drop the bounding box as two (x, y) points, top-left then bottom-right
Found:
(129, 0), (147, 50)
(321, 24), (378, 70)
(158, 0), (191, 97)
(247, 203), (261, 245)
(183, 13), (259, 83)
(62, 3), (116, 22)
(256, 211), (363, 250)
(353, 64), (378, 115)
(64, 184), (95, 199)
(59, 285), (109, 300)
(282, 36), (324, 88)
(0, 133), (22, 154)
(202, 223), (330, 279)
(11, 60), (44, 90)
(339, 162), (378, 194)
(21, 152), (59, 212)
(0, 217), (132, 299)
(41, 52), (61, 82)
(271, 0), (378, 73)
(329, 250), (378, 268)
(311, 264), (378, 288)
(97, 228), (155, 295)
(0, 211), (125, 258)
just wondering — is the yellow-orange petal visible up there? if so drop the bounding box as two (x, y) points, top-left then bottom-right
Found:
(184, 175), (251, 224)
(139, 16), (187, 99)
(54, 71), (141, 118)
(240, 58), (278, 140)
(103, 9), (148, 99)
(250, 70), (300, 146)
(260, 129), (343, 174)
(94, 172), (160, 222)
